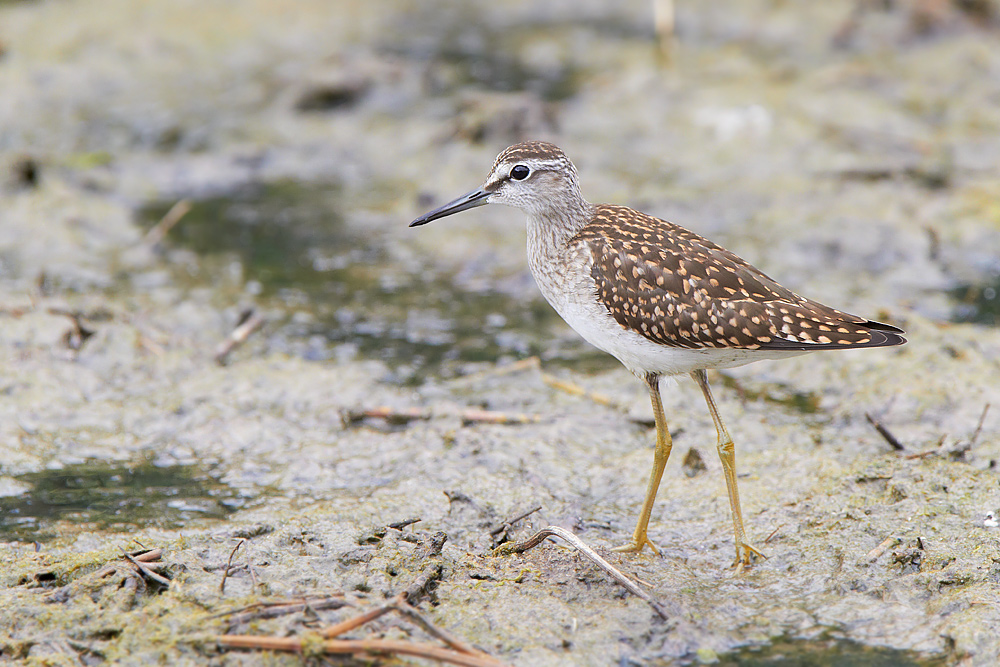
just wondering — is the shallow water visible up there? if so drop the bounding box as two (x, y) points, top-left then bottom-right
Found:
(0, 459), (244, 543)
(139, 182), (614, 383)
(950, 276), (1000, 327)
(717, 638), (947, 667)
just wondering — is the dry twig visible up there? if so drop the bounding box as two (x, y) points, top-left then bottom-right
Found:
(141, 199), (191, 246)
(763, 524), (784, 544)
(217, 586), (506, 666)
(447, 356), (542, 386)
(217, 635), (508, 667)
(319, 598), (397, 639)
(459, 409), (538, 425)
(215, 308), (265, 365)
(451, 356), (626, 414)
(492, 525), (670, 620)
(489, 506), (542, 547)
(343, 406), (540, 427)
(47, 307), (95, 350)
(219, 540), (245, 593)
(122, 552), (171, 588)
(87, 548), (163, 580)
(864, 535), (901, 563)
(393, 596), (483, 657)
(490, 506), (542, 538)
(971, 403), (991, 447)
(210, 595), (354, 624)
(865, 413), (905, 451)
(539, 372), (618, 409)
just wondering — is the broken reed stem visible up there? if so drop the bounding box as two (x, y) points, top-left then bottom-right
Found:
(490, 506), (543, 537)
(539, 372), (618, 409)
(393, 597), (486, 658)
(122, 552), (171, 587)
(142, 199), (192, 246)
(493, 525), (670, 621)
(447, 356), (542, 386)
(344, 406), (539, 426)
(131, 548), (163, 563)
(319, 600), (397, 639)
(215, 310), (265, 365)
(209, 596), (353, 623)
(216, 635), (509, 667)
(970, 403), (990, 446)
(219, 540), (245, 593)
(865, 535), (900, 562)
(865, 413), (905, 451)
(449, 356), (624, 413)
(459, 409), (537, 425)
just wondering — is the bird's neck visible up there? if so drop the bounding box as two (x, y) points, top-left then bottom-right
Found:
(526, 197), (593, 258)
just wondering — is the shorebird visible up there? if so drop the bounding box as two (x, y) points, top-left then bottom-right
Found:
(409, 141), (905, 569)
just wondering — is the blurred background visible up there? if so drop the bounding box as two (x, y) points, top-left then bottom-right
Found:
(2, 0), (998, 385)
(1, 1), (999, 663)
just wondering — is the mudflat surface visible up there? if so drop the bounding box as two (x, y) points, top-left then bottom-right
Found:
(1, 1), (999, 665)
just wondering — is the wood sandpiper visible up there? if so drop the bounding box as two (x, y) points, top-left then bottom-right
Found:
(409, 141), (906, 570)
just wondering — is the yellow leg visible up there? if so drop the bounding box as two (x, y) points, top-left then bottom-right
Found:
(691, 369), (766, 572)
(612, 373), (672, 555)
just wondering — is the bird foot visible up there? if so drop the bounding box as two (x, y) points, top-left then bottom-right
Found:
(732, 541), (767, 574)
(611, 534), (661, 556)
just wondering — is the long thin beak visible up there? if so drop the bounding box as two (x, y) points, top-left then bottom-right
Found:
(409, 188), (490, 227)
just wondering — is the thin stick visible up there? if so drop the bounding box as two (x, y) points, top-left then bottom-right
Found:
(131, 548), (163, 563)
(539, 372), (619, 409)
(970, 403), (990, 446)
(142, 200), (192, 246)
(864, 536), (900, 562)
(219, 540), (245, 593)
(345, 406), (430, 424)
(123, 553), (171, 587)
(214, 596), (353, 624)
(402, 562), (444, 605)
(459, 409), (538, 425)
(448, 356), (541, 386)
(320, 600), (396, 639)
(490, 506), (542, 537)
(47, 307), (95, 350)
(865, 413), (905, 451)
(451, 358), (623, 413)
(217, 635), (509, 667)
(393, 597), (486, 658)
(344, 407), (539, 426)
(215, 310), (265, 365)
(493, 526), (670, 620)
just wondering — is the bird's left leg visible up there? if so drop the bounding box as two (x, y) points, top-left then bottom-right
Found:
(690, 369), (766, 573)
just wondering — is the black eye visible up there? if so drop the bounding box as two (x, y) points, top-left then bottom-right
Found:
(510, 165), (530, 180)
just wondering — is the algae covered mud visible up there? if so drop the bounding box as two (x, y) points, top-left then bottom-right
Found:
(1, 0), (1000, 665)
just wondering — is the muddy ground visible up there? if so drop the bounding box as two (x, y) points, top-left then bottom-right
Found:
(1, 0), (999, 665)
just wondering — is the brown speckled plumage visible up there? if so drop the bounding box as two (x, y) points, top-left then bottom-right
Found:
(574, 204), (905, 351)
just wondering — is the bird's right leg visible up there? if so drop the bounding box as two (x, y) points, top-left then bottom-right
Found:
(612, 373), (672, 555)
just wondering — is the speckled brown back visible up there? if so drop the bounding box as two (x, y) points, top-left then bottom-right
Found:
(573, 205), (906, 351)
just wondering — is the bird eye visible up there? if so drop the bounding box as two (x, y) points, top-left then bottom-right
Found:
(510, 165), (530, 180)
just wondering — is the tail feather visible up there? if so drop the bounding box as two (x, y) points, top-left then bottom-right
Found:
(761, 319), (906, 351)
